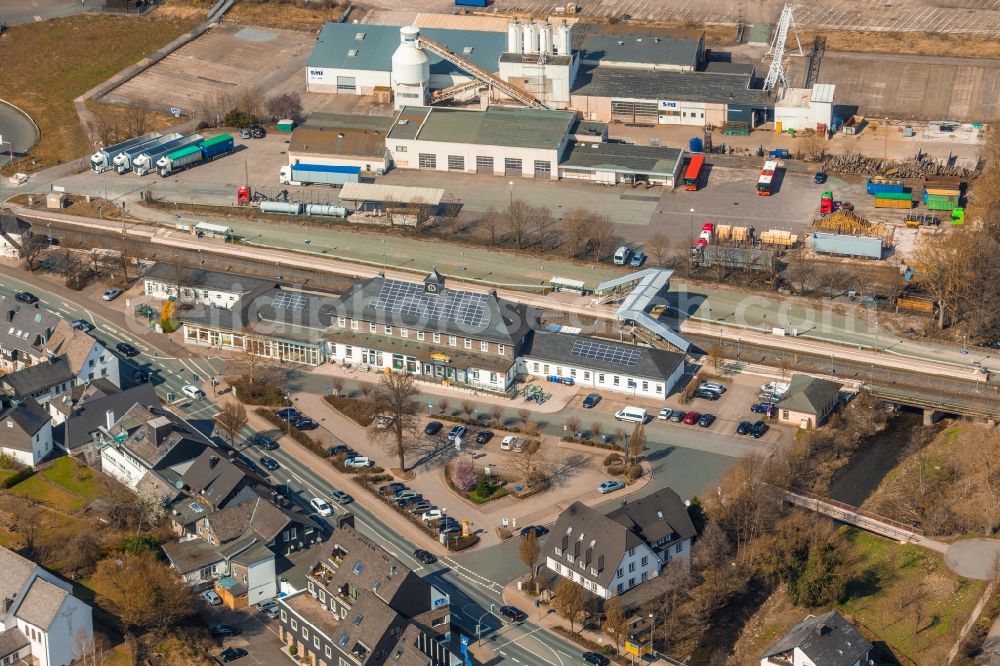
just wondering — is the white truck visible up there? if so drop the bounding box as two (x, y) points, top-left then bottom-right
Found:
(90, 131), (161, 173)
(132, 134), (203, 176)
(112, 133), (182, 174)
(278, 164), (361, 187)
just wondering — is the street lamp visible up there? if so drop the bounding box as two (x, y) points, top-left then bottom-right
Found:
(508, 180), (514, 206)
(689, 208), (695, 244)
(648, 612), (656, 659)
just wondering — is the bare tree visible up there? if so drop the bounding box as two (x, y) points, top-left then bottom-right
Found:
(553, 578), (586, 633)
(627, 422), (646, 466)
(371, 372), (420, 470)
(783, 254), (817, 295)
(517, 408), (531, 430)
(798, 133), (827, 161)
(565, 416), (581, 437)
(589, 214), (615, 261)
(532, 205), (556, 250)
(441, 202), (464, 234)
(21, 235), (47, 272)
(122, 105), (150, 139)
(215, 401), (248, 447)
(481, 206), (502, 246)
(646, 233), (670, 267)
(75, 630), (110, 666)
(915, 230), (979, 329)
(590, 422), (603, 442)
(507, 199), (532, 249)
(89, 106), (122, 146)
(508, 439), (546, 486)
(519, 531), (541, 589)
(705, 343), (725, 374)
(603, 603), (627, 655)
(490, 404), (504, 429)
(437, 398), (449, 416)
(12, 499), (45, 558)
(265, 92), (304, 123)
(561, 209), (591, 258)
(460, 400), (475, 422)
(91, 551), (196, 632)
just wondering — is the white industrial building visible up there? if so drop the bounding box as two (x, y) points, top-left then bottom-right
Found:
(305, 18), (834, 132)
(287, 114), (392, 173)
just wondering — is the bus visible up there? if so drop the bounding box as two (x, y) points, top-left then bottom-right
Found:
(683, 154), (705, 191)
(756, 160), (779, 196)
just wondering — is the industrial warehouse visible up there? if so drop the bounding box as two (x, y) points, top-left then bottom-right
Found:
(304, 18), (834, 131)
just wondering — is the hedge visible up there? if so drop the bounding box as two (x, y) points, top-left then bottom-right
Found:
(323, 395), (376, 427)
(1, 467), (34, 489)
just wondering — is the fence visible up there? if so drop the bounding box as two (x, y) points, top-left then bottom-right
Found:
(785, 486), (924, 540)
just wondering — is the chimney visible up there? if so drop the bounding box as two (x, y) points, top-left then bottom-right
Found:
(209, 456), (219, 469)
(105, 409), (115, 430)
(2, 597), (12, 614)
(6, 310), (13, 323)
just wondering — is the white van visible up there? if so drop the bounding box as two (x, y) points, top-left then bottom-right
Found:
(614, 406), (647, 423)
(613, 246), (632, 265)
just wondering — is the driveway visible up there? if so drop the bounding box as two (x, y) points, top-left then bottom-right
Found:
(944, 539), (1000, 580)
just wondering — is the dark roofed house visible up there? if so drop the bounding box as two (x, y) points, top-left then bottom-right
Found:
(277, 523), (457, 666)
(777, 374), (843, 429)
(760, 610), (873, 666)
(182, 449), (259, 510)
(2, 355), (75, 403)
(0, 398), (53, 466)
(0, 296), (60, 372)
(50, 381), (157, 454)
(545, 487), (695, 600)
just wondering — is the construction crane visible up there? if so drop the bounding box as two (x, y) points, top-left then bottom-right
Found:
(763, 4), (803, 92)
(418, 34), (546, 109)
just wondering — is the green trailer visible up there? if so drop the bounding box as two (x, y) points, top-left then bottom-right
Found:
(873, 191), (913, 201)
(926, 198), (959, 211)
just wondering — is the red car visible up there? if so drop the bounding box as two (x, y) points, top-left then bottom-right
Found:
(683, 411), (700, 425)
(702, 222), (714, 232)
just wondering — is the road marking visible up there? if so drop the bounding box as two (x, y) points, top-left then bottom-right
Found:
(440, 557), (503, 595)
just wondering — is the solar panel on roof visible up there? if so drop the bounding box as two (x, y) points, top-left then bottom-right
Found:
(570, 339), (641, 366)
(272, 292), (306, 311)
(373, 280), (489, 327)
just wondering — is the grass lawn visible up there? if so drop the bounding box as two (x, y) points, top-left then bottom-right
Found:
(40, 457), (103, 500)
(10, 475), (88, 513)
(0, 12), (199, 170)
(0, 468), (20, 485)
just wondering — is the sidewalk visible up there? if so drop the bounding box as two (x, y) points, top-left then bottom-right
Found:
(502, 579), (675, 666)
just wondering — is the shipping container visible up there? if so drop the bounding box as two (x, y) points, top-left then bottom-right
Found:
(276, 119), (295, 132)
(455, 0), (488, 6)
(866, 178), (905, 195)
(874, 197), (914, 209)
(873, 191), (913, 201)
(810, 232), (882, 259)
(279, 164), (361, 187)
(897, 296), (936, 314)
(926, 199), (957, 211)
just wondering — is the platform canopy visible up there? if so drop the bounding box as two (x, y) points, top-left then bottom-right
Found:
(338, 182), (445, 207)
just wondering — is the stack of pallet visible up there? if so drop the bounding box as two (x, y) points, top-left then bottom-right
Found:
(715, 225), (749, 242)
(921, 176), (962, 212)
(760, 229), (796, 247)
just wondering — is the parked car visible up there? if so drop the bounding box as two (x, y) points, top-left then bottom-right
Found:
(447, 425), (467, 442)
(202, 590), (222, 606)
(259, 456), (280, 471)
(583, 652), (611, 666)
(182, 384), (204, 399)
(275, 407), (300, 420)
(424, 421), (443, 436)
(291, 416), (318, 430)
(256, 599), (277, 612)
(219, 647), (248, 664)
(692, 389), (720, 401)
(814, 171), (828, 184)
(261, 605), (279, 619)
(629, 251), (646, 267)
(750, 403), (775, 414)
(239, 128), (252, 139)
(250, 433), (279, 450)
(499, 606), (527, 623)
(683, 411), (700, 425)
(329, 490), (353, 505)
(310, 497), (333, 517)
(116, 342), (139, 357)
(70, 319), (94, 332)
(520, 525), (549, 538)
(760, 382), (789, 395)
(582, 393), (601, 409)
(598, 480), (625, 494)
(344, 456), (373, 468)
(658, 408), (672, 420)
(14, 291), (38, 304)
(102, 288), (123, 301)
(499, 435), (518, 451)
(439, 522), (462, 535)
(250, 126), (266, 139)
(397, 495), (424, 508)
(408, 500), (432, 514)
(379, 482), (406, 495)
(329, 444), (353, 457)
(422, 509), (444, 522)
(475, 430), (493, 444)
(413, 549), (437, 564)
(699, 382), (726, 393)
(669, 410), (686, 423)
(750, 420), (769, 439)
(697, 414), (716, 428)
(393, 490), (419, 503)
(210, 624), (241, 637)
(736, 421), (752, 435)
(375, 415), (395, 430)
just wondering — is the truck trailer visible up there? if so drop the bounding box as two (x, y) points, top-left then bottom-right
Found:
(278, 164), (361, 187)
(133, 134), (203, 176)
(157, 134), (234, 177)
(866, 178), (905, 195)
(455, 0), (488, 6)
(90, 132), (162, 173)
(113, 133), (182, 174)
(874, 196), (914, 209)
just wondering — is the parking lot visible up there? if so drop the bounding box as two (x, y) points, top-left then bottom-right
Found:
(201, 600), (288, 666)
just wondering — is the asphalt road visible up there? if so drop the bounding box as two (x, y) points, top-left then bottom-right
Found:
(0, 100), (37, 162)
(0, 269), (588, 665)
(0, 0), (86, 26)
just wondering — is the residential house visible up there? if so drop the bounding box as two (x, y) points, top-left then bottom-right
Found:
(43, 320), (121, 388)
(1, 356), (76, 404)
(181, 448), (266, 511)
(277, 522), (458, 666)
(545, 487), (697, 600)
(0, 298), (59, 372)
(760, 610), (873, 666)
(141, 262), (273, 310)
(0, 546), (94, 666)
(0, 398), (53, 466)
(163, 489), (323, 607)
(49, 382), (158, 457)
(0, 212), (31, 259)
(776, 374), (843, 429)
(97, 402), (212, 494)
